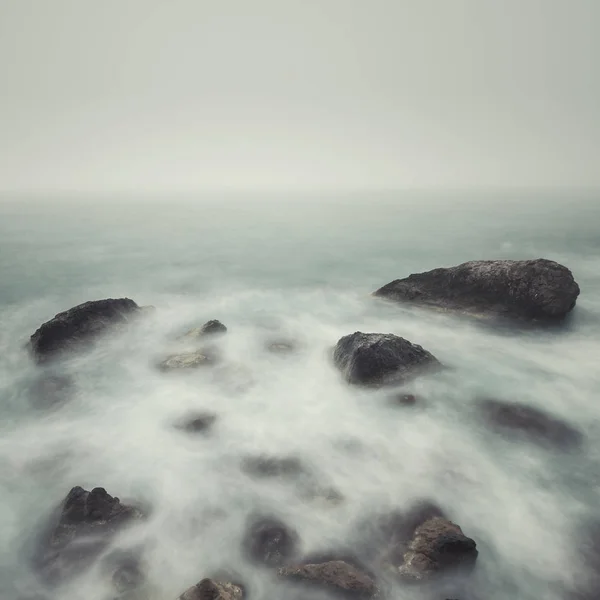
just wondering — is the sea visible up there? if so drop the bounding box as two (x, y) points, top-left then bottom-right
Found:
(0, 190), (599, 600)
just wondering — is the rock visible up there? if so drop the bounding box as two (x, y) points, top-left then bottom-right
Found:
(33, 486), (145, 583)
(374, 259), (580, 322)
(241, 456), (306, 480)
(278, 560), (378, 598)
(242, 516), (299, 567)
(174, 412), (217, 434)
(333, 332), (441, 386)
(159, 350), (217, 371)
(29, 298), (140, 363)
(397, 517), (478, 582)
(479, 398), (583, 450)
(182, 320), (227, 340)
(389, 392), (421, 407)
(100, 548), (145, 595)
(178, 578), (243, 600)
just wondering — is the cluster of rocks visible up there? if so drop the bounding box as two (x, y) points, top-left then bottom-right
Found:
(22, 258), (586, 598)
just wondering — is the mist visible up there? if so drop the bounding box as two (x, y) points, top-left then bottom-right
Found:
(1, 0), (599, 193)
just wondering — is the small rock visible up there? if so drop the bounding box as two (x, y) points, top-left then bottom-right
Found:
(159, 350), (217, 371)
(241, 456), (306, 480)
(33, 486), (145, 584)
(266, 340), (296, 354)
(479, 398), (583, 450)
(178, 578), (243, 600)
(29, 298), (140, 363)
(242, 516), (299, 567)
(374, 258), (580, 322)
(174, 412), (217, 434)
(397, 517), (478, 581)
(278, 560), (378, 598)
(182, 320), (227, 340)
(333, 332), (441, 386)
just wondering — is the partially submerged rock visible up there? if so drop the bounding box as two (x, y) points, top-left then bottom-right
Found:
(29, 298), (141, 363)
(242, 516), (299, 567)
(174, 412), (217, 434)
(479, 398), (583, 450)
(178, 578), (243, 600)
(333, 332), (441, 386)
(182, 320), (227, 340)
(34, 486), (145, 583)
(28, 373), (74, 409)
(241, 455), (306, 480)
(374, 259), (580, 322)
(278, 560), (378, 598)
(396, 517), (478, 582)
(159, 350), (217, 371)
(266, 340), (297, 355)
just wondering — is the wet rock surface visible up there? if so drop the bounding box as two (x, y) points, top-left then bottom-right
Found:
(29, 298), (141, 363)
(479, 398), (583, 450)
(242, 516), (299, 567)
(28, 373), (74, 409)
(241, 455), (306, 480)
(374, 258), (580, 322)
(396, 517), (478, 582)
(33, 486), (145, 584)
(333, 332), (441, 386)
(278, 560), (378, 598)
(178, 578), (244, 600)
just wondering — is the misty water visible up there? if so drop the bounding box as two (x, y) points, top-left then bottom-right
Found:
(1, 192), (599, 600)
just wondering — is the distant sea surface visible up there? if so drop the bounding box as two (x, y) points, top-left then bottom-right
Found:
(1, 190), (599, 600)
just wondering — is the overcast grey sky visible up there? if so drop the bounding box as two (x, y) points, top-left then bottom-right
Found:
(0, 0), (598, 193)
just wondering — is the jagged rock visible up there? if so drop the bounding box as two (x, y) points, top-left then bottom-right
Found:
(29, 298), (141, 363)
(242, 516), (299, 567)
(479, 398), (583, 450)
(174, 412), (217, 434)
(333, 332), (441, 386)
(241, 456), (306, 480)
(397, 517), (478, 581)
(33, 486), (145, 583)
(178, 578), (243, 600)
(374, 259), (580, 322)
(182, 320), (227, 340)
(158, 350), (217, 371)
(278, 560), (378, 598)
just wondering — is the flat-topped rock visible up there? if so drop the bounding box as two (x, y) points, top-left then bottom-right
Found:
(29, 298), (141, 363)
(333, 332), (441, 386)
(374, 259), (580, 322)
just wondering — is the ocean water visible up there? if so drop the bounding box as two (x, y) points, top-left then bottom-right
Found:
(0, 191), (599, 600)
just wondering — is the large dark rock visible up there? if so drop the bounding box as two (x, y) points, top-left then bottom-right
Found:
(33, 486), (145, 584)
(242, 516), (299, 567)
(29, 299), (140, 363)
(178, 578), (243, 600)
(278, 560), (378, 598)
(374, 259), (580, 322)
(479, 398), (583, 450)
(396, 517), (478, 582)
(333, 332), (441, 386)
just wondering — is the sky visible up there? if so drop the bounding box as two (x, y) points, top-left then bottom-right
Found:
(0, 0), (599, 193)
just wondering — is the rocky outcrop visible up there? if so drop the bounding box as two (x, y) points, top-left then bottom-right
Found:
(182, 320), (228, 340)
(33, 486), (145, 583)
(29, 298), (141, 363)
(242, 516), (299, 567)
(374, 259), (580, 322)
(333, 332), (441, 386)
(178, 578), (243, 600)
(479, 398), (583, 450)
(396, 517), (478, 582)
(278, 560), (378, 598)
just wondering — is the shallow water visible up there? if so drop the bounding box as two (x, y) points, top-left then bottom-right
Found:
(1, 191), (599, 600)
